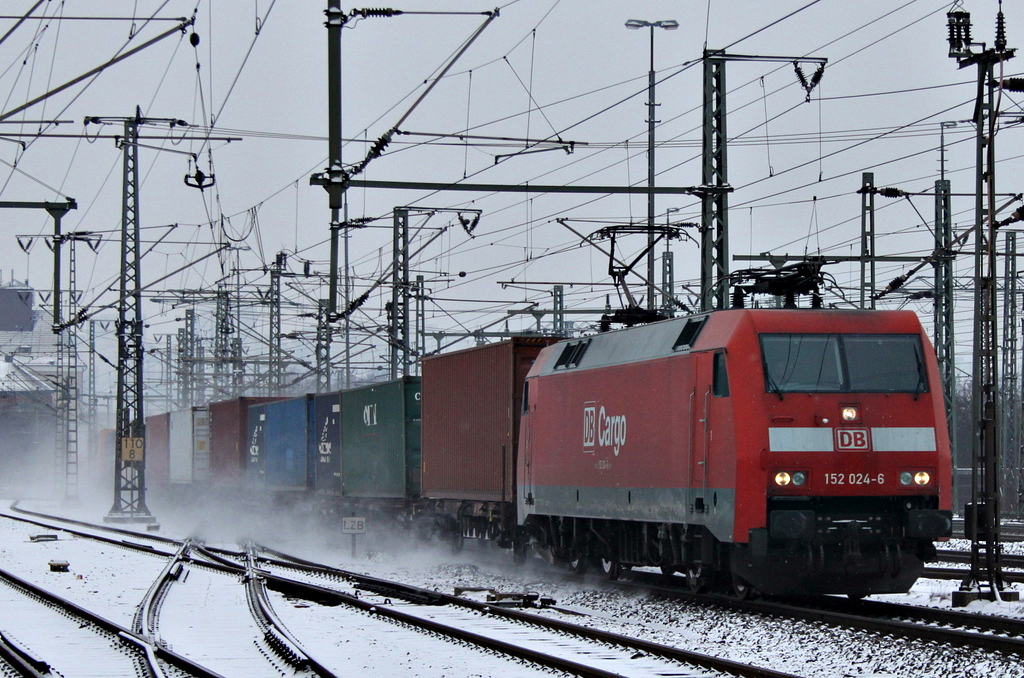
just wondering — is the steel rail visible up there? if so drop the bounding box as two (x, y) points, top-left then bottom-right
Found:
(0, 564), (226, 678)
(0, 629), (51, 678)
(240, 543), (339, 678)
(624, 570), (1024, 657)
(255, 547), (799, 678)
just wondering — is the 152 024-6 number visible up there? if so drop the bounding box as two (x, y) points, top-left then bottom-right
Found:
(824, 472), (885, 485)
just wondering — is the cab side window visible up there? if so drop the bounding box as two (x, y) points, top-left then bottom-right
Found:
(713, 351), (730, 397)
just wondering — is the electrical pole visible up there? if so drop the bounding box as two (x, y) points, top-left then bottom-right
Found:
(95, 108), (182, 524)
(934, 178), (957, 483)
(700, 51), (826, 311)
(947, 5), (1018, 604)
(625, 19), (678, 311)
(214, 286), (232, 395)
(176, 309), (196, 409)
(1002, 231), (1019, 517)
(390, 208), (409, 379)
(315, 298), (330, 391)
(860, 172), (876, 308)
(54, 232), (96, 502)
(268, 252), (285, 395)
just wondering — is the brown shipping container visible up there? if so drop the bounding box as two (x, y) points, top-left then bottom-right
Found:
(421, 337), (557, 502)
(145, 412), (170, 487)
(209, 397), (284, 486)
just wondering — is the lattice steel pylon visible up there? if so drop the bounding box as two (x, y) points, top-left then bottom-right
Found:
(947, 6), (1018, 604)
(98, 107), (180, 523)
(701, 51), (729, 312)
(268, 252), (285, 395)
(699, 50), (825, 311)
(934, 179), (957, 434)
(1002, 232), (1019, 517)
(214, 287), (232, 395)
(55, 233), (95, 502)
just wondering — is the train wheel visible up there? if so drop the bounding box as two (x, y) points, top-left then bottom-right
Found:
(687, 563), (709, 593)
(601, 558), (622, 581)
(449, 533), (464, 554)
(731, 573), (755, 600)
(512, 541), (528, 566)
(568, 554), (588, 575)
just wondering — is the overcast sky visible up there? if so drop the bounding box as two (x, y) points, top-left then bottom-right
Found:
(0, 0), (1018, 393)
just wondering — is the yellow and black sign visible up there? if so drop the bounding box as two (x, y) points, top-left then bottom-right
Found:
(121, 437), (145, 462)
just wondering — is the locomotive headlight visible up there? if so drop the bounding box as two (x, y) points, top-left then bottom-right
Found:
(841, 406), (860, 422)
(775, 472), (792, 486)
(900, 471), (931, 486)
(791, 471), (807, 486)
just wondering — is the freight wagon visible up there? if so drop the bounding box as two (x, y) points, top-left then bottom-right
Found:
(420, 337), (558, 545)
(208, 397), (284, 488)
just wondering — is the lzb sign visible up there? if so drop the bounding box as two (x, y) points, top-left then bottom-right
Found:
(342, 517), (366, 534)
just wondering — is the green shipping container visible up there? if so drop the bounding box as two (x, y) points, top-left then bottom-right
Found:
(340, 376), (421, 498)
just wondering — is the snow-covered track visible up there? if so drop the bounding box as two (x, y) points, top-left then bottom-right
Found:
(252, 545), (800, 678)
(0, 563), (225, 678)
(625, 570), (1024, 657)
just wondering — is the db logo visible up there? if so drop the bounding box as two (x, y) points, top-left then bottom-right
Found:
(583, 405), (597, 450)
(836, 428), (870, 450)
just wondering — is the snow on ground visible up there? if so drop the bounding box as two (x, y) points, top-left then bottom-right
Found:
(5, 496), (1024, 678)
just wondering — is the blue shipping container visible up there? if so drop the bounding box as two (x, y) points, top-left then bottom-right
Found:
(264, 395), (315, 491)
(313, 391), (342, 494)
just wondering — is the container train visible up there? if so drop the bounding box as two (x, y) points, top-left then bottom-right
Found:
(140, 307), (953, 598)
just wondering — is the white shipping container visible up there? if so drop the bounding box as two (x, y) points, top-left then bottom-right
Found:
(168, 409), (193, 483)
(192, 407), (210, 483)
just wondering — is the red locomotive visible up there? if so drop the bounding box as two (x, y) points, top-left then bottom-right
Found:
(515, 308), (952, 597)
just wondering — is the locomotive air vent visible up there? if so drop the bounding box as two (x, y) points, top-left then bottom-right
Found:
(672, 317), (707, 352)
(554, 339), (591, 369)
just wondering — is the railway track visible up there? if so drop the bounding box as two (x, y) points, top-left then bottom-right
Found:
(243, 545), (799, 678)
(622, 569), (1024, 659)
(10, 501), (1024, 677)
(0, 559), (224, 678)
(1, 503), (800, 678)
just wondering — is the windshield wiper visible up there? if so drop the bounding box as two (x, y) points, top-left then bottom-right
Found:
(765, 369), (785, 401)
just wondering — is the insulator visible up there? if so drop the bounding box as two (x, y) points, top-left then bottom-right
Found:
(886, 274), (908, 293)
(367, 134), (390, 159)
(357, 8), (402, 18)
(996, 11), (1007, 52)
(1003, 78), (1024, 92)
(948, 16), (960, 51)
(878, 187), (906, 198)
(731, 287), (745, 309)
(793, 62), (809, 90)
(809, 64), (825, 89)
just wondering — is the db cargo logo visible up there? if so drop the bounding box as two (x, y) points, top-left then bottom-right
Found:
(583, 402), (627, 456)
(836, 428), (870, 450)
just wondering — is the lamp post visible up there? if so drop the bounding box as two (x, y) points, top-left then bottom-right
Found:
(626, 18), (678, 311)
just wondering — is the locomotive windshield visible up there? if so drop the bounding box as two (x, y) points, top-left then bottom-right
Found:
(760, 333), (927, 394)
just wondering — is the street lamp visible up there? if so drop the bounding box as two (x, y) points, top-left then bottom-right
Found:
(625, 19), (678, 311)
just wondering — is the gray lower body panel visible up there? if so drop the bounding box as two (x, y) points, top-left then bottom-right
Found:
(520, 483), (735, 543)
